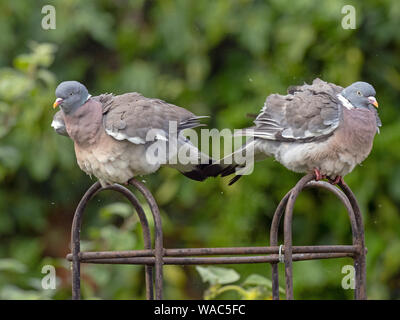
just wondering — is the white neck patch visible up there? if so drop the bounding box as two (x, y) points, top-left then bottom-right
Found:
(337, 94), (354, 110)
(86, 94), (92, 101)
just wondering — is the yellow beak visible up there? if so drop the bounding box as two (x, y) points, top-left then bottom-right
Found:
(368, 96), (379, 108)
(53, 98), (63, 108)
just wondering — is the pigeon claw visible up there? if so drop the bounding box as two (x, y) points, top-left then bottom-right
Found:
(328, 176), (344, 185)
(313, 168), (326, 181)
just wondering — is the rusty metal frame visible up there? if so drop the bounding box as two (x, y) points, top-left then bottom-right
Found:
(67, 173), (367, 300)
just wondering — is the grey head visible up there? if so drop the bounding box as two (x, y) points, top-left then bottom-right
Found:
(53, 81), (90, 114)
(341, 81), (379, 110)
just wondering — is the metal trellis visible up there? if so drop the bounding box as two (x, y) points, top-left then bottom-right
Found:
(66, 173), (367, 300)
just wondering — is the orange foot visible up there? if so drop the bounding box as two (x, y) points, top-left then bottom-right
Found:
(328, 176), (344, 185)
(313, 168), (326, 181)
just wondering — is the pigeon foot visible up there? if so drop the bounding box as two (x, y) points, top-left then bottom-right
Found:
(328, 176), (344, 185)
(313, 168), (326, 181)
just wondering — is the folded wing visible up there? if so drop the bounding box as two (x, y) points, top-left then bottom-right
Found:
(101, 92), (206, 144)
(52, 93), (207, 143)
(243, 78), (344, 142)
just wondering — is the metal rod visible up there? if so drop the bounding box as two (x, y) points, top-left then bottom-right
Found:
(270, 190), (290, 300)
(338, 181), (367, 300)
(129, 179), (164, 300)
(77, 252), (354, 265)
(70, 182), (155, 300)
(71, 182), (102, 300)
(102, 184), (154, 300)
(269, 177), (364, 300)
(66, 245), (359, 261)
(283, 173), (315, 299)
(69, 174), (367, 300)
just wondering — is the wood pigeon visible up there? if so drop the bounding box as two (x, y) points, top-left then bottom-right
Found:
(51, 81), (221, 186)
(205, 78), (381, 185)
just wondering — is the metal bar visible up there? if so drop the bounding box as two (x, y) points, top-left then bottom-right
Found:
(66, 245), (359, 261)
(339, 181), (367, 300)
(70, 182), (155, 300)
(77, 252), (354, 265)
(283, 173), (315, 300)
(69, 174), (367, 300)
(269, 177), (362, 300)
(305, 181), (359, 235)
(129, 179), (164, 300)
(71, 182), (102, 300)
(102, 184), (154, 300)
(270, 189), (290, 300)
(270, 190), (291, 300)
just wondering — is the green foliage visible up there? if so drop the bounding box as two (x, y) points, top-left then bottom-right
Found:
(196, 266), (240, 286)
(196, 266), (284, 300)
(0, 0), (400, 299)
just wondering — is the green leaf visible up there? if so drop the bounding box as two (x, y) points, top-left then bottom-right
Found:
(0, 102), (17, 138)
(37, 69), (56, 86)
(13, 54), (32, 72)
(0, 285), (52, 300)
(0, 259), (27, 273)
(243, 274), (273, 288)
(0, 69), (33, 101)
(196, 266), (240, 285)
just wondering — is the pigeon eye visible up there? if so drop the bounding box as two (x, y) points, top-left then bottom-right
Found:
(70, 92), (74, 96)
(357, 91), (362, 96)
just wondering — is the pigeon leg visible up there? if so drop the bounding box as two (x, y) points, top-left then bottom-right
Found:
(328, 176), (344, 185)
(313, 168), (326, 181)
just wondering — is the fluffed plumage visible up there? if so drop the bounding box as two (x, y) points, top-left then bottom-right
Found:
(52, 81), (220, 186)
(205, 78), (381, 184)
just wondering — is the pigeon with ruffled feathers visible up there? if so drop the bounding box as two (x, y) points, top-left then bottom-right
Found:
(51, 81), (221, 186)
(206, 78), (381, 184)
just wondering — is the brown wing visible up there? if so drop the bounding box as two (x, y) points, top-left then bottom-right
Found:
(245, 78), (344, 142)
(101, 93), (206, 144)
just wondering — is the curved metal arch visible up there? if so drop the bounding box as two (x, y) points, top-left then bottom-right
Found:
(69, 174), (367, 300)
(270, 173), (366, 300)
(128, 179), (164, 299)
(71, 181), (157, 300)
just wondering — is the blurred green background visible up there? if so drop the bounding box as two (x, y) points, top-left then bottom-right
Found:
(0, 0), (399, 300)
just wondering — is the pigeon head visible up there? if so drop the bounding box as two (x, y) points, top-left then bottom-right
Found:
(53, 81), (90, 114)
(341, 81), (378, 109)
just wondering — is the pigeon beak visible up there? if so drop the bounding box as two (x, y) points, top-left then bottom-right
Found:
(53, 98), (63, 108)
(368, 96), (379, 108)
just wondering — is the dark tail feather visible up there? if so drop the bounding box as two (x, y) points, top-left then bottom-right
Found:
(228, 174), (243, 185)
(198, 162), (245, 185)
(180, 161), (226, 182)
(220, 164), (245, 185)
(184, 139), (256, 184)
